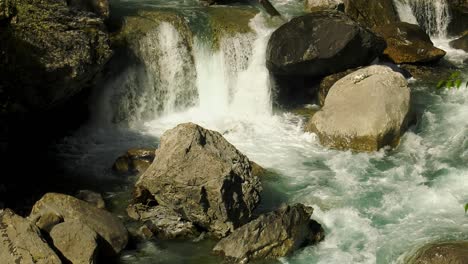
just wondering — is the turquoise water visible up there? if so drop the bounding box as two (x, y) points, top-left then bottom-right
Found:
(56, 0), (468, 263)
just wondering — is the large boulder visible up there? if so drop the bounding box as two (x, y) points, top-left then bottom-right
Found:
(0, 209), (61, 264)
(213, 204), (324, 263)
(406, 241), (468, 264)
(450, 32), (468, 52)
(266, 11), (385, 77)
(374, 22), (446, 64)
(135, 123), (262, 238)
(343, 0), (399, 28)
(0, 0), (111, 113)
(306, 65), (410, 152)
(318, 67), (360, 106)
(30, 193), (128, 256)
(49, 220), (99, 264)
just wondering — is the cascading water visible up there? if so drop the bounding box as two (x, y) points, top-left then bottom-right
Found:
(55, 1), (468, 264)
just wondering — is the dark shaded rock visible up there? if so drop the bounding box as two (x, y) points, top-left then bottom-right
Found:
(0, 209), (61, 264)
(76, 189), (106, 209)
(113, 148), (156, 174)
(307, 65), (410, 152)
(30, 193), (128, 256)
(407, 241), (468, 264)
(49, 220), (99, 264)
(213, 204), (324, 263)
(127, 204), (198, 239)
(135, 123), (262, 238)
(343, 0), (399, 28)
(68, 0), (109, 18)
(450, 32), (468, 52)
(374, 22), (446, 64)
(34, 211), (63, 233)
(447, 3), (468, 36)
(318, 67), (360, 106)
(0, 0), (14, 21)
(400, 64), (454, 83)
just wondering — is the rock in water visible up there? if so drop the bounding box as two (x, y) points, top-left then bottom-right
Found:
(113, 148), (156, 175)
(374, 22), (446, 64)
(0, 209), (61, 264)
(49, 220), (99, 264)
(406, 241), (468, 264)
(450, 32), (468, 52)
(266, 11), (385, 77)
(307, 65), (410, 152)
(135, 123), (262, 238)
(30, 193), (128, 256)
(76, 189), (106, 209)
(213, 204), (324, 263)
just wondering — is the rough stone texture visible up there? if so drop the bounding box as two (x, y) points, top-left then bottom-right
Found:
(374, 22), (446, 64)
(344, 0), (399, 28)
(135, 123), (262, 238)
(213, 204), (324, 263)
(68, 0), (110, 18)
(34, 211), (63, 233)
(113, 148), (156, 175)
(0, 0), (111, 113)
(305, 0), (344, 12)
(450, 32), (468, 52)
(30, 193), (128, 255)
(76, 190), (106, 209)
(307, 65), (410, 152)
(50, 220), (99, 264)
(266, 11), (385, 77)
(0, 0), (14, 21)
(318, 67), (360, 106)
(127, 204), (198, 239)
(407, 241), (468, 264)
(0, 209), (61, 264)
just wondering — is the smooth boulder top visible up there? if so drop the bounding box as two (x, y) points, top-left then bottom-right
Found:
(307, 65), (410, 152)
(266, 10), (385, 77)
(135, 123), (262, 238)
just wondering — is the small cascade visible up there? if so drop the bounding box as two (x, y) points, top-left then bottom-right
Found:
(394, 0), (451, 38)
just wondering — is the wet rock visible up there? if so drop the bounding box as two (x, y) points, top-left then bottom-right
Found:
(305, 0), (344, 12)
(400, 64), (454, 83)
(406, 241), (468, 264)
(213, 204), (324, 263)
(68, 0), (110, 18)
(76, 189), (106, 209)
(113, 148), (156, 175)
(374, 22), (446, 64)
(49, 220), (99, 264)
(30, 193), (128, 256)
(307, 65), (410, 152)
(343, 0), (399, 28)
(127, 204), (198, 239)
(135, 123), (262, 238)
(450, 32), (468, 52)
(0, 209), (61, 264)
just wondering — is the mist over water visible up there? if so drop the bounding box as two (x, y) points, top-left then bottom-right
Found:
(56, 0), (468, 263)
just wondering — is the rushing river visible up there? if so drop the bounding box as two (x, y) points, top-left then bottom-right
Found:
(55, 0), (468, 263)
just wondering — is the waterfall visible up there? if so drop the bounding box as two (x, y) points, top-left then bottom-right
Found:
(394, 0), (451, 38)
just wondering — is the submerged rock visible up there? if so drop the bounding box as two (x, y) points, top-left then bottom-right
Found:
(127, 204), (198, 239)
(135, 123), (262, 238)
(30, 193), (128, 256)
(450, 32), (468, 52)
(343, 0), (399, 28)
(307, 65), (411, 152)
(49, 220), (99, 264)
(0, 209), (61, 264)
(406, 241), (468, 264)
(374, 22), (446, 64)
(213, 204), (324, 263)
(113, 148), (156, 175)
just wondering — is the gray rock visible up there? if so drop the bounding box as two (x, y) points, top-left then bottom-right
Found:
(135, 123), (262, 238)
(30, 193), (128, 256)
(307, 65), (410, 152)
(213, 204), (324, 263)
(76, 190), (106, 209)
(406, 241), (468, 264)
(50, 220), (99, 264)
(127, 204), (198, 239)
(0, 209), (61, 264)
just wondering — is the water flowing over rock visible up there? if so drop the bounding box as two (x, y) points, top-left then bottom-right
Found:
(49, 220), (99, 264)
(213, 204), (324, 263)
(0, 209), (61, 264)
(374, 22), (446, 64)
(30, 193), (128, 256)
(307, 65), (411, 152)
(344, 0), (399, 28)
(406, 241), (468, 264)
(135, 123), (262, 238)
